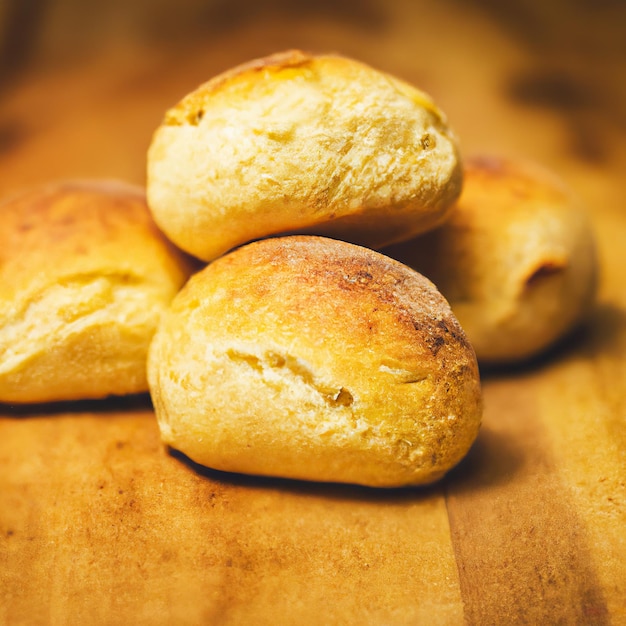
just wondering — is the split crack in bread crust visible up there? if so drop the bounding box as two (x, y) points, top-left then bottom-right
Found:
(148, 235), (483, 488)
(0, 180), (195, 403)
(147, 49), (462, 262)
(383, 155), (599, 364)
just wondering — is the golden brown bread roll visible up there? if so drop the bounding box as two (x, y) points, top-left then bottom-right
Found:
(0, 180), (195, 404)
(146, 49), (462, 262)
(148, 235), (482, 487)
(384, 155), (598, 364)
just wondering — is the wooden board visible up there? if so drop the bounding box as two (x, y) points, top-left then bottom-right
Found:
(1, 1), (625, 623)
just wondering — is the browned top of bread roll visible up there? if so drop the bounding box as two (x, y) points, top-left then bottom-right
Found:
(0, 180), (195, 403)
(147, 50), (462, 261)
(148, 235), (482, 487)
(2, 180), (187, 299)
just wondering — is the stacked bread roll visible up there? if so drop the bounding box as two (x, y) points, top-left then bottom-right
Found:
(146, 50), (463, 262)
(0, 180), (195, 404)
(383, 155), (598, 365)
(2, 50), (598, 487)
(148, 235), (482, 487)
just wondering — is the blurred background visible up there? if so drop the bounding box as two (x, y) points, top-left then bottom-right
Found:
(0, 0), (624, 205)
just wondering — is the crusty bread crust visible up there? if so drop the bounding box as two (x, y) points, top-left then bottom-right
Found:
(0, 180), (195, 403)
(384, 155), (598, 363)
(147, 50), (462, 261)
(148, 235), (482, 487)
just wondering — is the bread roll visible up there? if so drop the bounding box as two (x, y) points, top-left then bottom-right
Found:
(0, 180), (195, 404)
(148, 235), (482, 487)
(384, 155), (598, 364)
(147, 49), (462, 262)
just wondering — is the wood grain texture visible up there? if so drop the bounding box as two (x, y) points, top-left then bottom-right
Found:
(0, 0), (625, 623)
(0, 401), (464, 625)
(447, 375), (610, 625)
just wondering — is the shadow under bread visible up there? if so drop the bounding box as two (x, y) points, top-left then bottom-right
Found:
(0, 392), (153, 418)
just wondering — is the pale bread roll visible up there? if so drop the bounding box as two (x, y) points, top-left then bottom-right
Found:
(0, 180), (195, 404)
(148, 236), (482, 487)
(147, 49), (462, 262)
(384, 155), (598, 364)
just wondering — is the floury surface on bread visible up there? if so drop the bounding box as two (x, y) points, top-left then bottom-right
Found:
(384, 155), (599, 364)
(0, 180), (195, 404)
(148, 236), (482, 488)
(147, 49), (462, 262)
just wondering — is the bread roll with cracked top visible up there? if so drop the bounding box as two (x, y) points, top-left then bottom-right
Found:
(0, 180), (195, 404)
(148, 235), (482, 487)
(384, 155), (598, 364)
(147, 49), (462, 262)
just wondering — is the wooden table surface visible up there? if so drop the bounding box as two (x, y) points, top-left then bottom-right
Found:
(1, 1), (625, 624)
